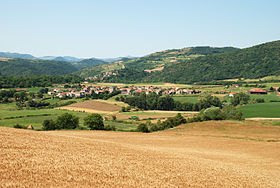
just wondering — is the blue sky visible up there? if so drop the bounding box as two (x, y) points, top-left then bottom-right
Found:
(0, 0), (279, 58)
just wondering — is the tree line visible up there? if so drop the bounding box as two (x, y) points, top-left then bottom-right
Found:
(116, 92), (222, 111)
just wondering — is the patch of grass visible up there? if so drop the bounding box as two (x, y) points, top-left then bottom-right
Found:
(238, 102), (280, 118)
(172, 95), (199, 103)
(104, 121), (137, 131)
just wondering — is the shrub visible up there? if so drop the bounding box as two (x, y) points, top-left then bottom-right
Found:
(137, 123), (150, 133)
(104, 124), (116, 131)
(56, 113), (79, 129)
(13, 124), (26, 129)
(84, 113), (104, 130)
(111, 115), (117, 121)
(42, 119), (57, 130)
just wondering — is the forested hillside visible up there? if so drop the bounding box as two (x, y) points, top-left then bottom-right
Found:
(0, 58), (78, 76)
(71, 58), (108, 69)
(77, 46), (238, 78)
(101, 41), (280, 83)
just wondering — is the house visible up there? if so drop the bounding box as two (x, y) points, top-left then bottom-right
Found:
(47, 91), (56, 95)
(232, 84), (239, 88)
(228, 92), (236, 97)
(247, 88), (267, 95)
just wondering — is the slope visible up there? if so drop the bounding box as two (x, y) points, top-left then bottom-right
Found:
(101, 40), (280, 83)
(77, 46), (238, 79)
(0, 58), (78, 76)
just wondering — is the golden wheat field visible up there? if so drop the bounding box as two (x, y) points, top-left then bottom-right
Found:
(1, 121), (280, 187)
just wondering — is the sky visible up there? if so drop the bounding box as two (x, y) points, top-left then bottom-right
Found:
(0, 0), (279, 58)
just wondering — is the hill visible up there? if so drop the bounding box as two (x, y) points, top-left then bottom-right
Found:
(76, 46), (238, 79)
(0, 58), (78, 76)
(71, 58), (109, 69)
(98, 41), (280, 83)
(0, 52), (36, 59)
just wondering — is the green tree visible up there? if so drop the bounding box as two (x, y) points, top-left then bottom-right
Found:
(231, 92), (250, 106)
(84, 113), (104, 130)
(56, 113), (79, 129)
(42, 119), (57, 130)
(137, 123), (150, 133)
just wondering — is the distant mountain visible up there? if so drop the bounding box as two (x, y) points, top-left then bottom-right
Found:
(71, 58), (109, 69)
(0, 52), (36, 59)
(40, 56), (84, 62)
(101, 56), (137, 62)
(0, 58), (78, 76)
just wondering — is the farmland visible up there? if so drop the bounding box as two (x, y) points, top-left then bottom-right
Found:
(238, 102), (280, 118)
(1, 121), (280, 187)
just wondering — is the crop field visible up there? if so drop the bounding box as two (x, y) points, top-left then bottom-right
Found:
(57, 100), (121, 114)
(238, 102), (280, 118)
(1, 121), (280, 187)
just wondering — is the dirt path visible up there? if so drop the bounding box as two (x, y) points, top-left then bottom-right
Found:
(0, 125), (280, 187)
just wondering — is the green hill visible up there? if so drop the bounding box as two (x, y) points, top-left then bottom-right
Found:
(71, 58), (108, 69)
(99, 41), (280, 83)
(0, 58), (78, 76)
(76, 46), (238, 78)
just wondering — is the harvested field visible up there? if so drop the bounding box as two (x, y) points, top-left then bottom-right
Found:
(57, 100), (121, 114)
(1, 121), (280, 187)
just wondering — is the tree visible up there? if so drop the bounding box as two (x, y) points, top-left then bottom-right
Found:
(137, 123), (150, 133)
(84, 114), (104, 130)
(231, 92), (250, 106)
(56, 113), (79, 129)
(42, 119), (57, 130)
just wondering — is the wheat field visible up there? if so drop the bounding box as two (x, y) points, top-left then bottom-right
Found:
(1, 122), (280, 187)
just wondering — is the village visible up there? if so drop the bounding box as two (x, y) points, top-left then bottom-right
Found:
(47, 83), (280, 99)
(48, 84), (202, 99)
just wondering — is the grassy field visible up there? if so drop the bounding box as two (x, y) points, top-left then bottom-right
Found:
(0, 103), (89, 129)
(0, 101), (138, 131)
(172, 95), (199, 103)
(238, 102), (280, 118)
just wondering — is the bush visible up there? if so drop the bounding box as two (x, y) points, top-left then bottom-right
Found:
(111, 115), (117, 121)
(84, 113), (104, 130)
(104, 124), (116, 131)
(56, 113), (79, 129)
(42, 119), (57, 130)
(137, 123), (150, 133)
(190, 105), (243, 122)
(13, 124), (26, 129)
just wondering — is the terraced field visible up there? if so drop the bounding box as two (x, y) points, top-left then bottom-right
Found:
(1, 121), (280, 187)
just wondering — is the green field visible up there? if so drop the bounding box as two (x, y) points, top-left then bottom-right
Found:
(173, 95), (199, 103)
(249, 93), (280, 102)
(0, 102), (137, 131)
(238, 102), (280, 118)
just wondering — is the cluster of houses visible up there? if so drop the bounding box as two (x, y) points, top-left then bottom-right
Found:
(118, 86), (201, 95)
(47, 85), (201, 99)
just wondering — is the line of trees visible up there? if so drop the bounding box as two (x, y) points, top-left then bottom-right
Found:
(117, 93), (222, 111)
(42, 113), (115, 131)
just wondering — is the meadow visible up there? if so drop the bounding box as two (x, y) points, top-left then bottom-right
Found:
(0, 101), (137, 131)
(172, 95), (199, 103)
(238, 102), (280, 118)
